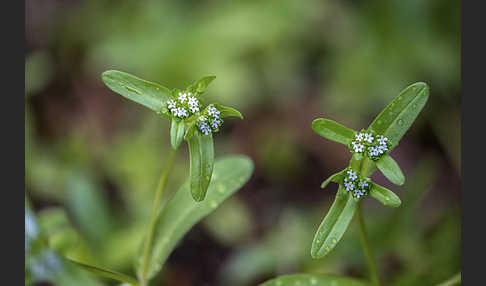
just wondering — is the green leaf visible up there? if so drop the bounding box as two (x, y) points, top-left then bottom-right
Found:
(213, 103), (244, 119)
(187, 132), (215, 201)
(67, 259), (139, 286)
(170, 119), (185, 150)
(369, 82), (430, 149)
(187, 75), (216, 94)
(259, 273), (369, 286)
(311, 186), (358, 258)
(312, 118), (356, 145)
(369, 183), (401, 207)
(320, 170), (345, 189)
(101, 70), (170, 112)
(136, 155), (254, 281)
(376, 154), (405, 185)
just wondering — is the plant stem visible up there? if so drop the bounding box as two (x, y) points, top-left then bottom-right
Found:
(435, 272), (461, 286)
(139, 148), (177, 286)
(356, 202), (381, 286)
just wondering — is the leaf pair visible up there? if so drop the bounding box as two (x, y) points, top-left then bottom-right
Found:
(310, 82), (429, 259)
(102, 70), (243, 202)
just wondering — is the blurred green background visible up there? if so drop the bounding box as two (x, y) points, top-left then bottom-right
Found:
(25, 0), (460, 285)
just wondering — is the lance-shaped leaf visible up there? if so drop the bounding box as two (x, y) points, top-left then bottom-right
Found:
(369, 183), (401, 207)
(187, 132), (215, 201)
(320, 169), (346, 189)
(213, 103), (244, 119)
(101, 70), (170, 112)
(187, 75), (216, 94)
(311, 186), (358, 258)
(376, 154), (405, 185)
(170, 119), (185, 150)
(369, 82), (429, 149)
(136, 155), (254, 281)
(312, 118), (356, 146)
(67, 259), (139, 286)
(259, 273), (369, 286)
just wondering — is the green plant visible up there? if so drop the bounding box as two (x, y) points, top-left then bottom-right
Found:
(26, 71), (254, 286)
(259, 82), (434, 286)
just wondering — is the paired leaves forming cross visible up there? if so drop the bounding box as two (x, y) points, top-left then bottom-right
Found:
(102, 70), (243, 202)
(310, 82), (429, 259)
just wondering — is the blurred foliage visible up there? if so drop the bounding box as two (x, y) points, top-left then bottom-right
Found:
(26, 0), (460, 285)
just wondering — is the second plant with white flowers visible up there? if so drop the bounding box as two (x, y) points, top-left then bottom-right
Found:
(259, 82), (430, 286)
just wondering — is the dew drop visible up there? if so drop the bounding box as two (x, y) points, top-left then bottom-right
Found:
(398, 119), (404, 126)
(332, 238), (337, 244)
(310, 277), (318, 285)
(385, 197), (390, 201)
(210, 201), (218, 208)
(413, 103), (418, 109)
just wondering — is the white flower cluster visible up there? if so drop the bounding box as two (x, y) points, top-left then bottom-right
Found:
(343, 169), (370, 199)
(197, 105), (223, 135)
(350, 131), (390, 160)
(167, 92), (201, 119)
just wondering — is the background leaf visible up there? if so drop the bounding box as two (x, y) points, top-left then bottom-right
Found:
(187, 132), (215, 201)
(102, 70), (171, 112)
(369, 183), (401, 208)
(214, 103), (244, 119)
(376, 154), (405, 185)
(67, 259), (139, 285)
(311, 186), (358, 258)
(170, 119), (185, 150)
(312, 119), (355, 146)
(368, 82), (430, 149)
(259, 273), (369, 286)
(136, 155), (254, 281)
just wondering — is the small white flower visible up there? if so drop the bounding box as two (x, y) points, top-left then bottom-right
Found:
(167, 99), (177, 110)
(344, 181), (355, 191)
(178, 93), (187, 103)
(174, 107), (188, 118)
(189, 106), (199, 113)
(198, 121), (211, 135)
(188, 96), (198, 107)
(364, 133), (374, 143)
(352, 142), (365, 153)
(359, 181), (368, 189)
(210, 119), (221, 129)
(353, 190), (361, 198)
(377, 136), (388, 145)
(208, 106), (220, 117)
(355, 133), (364, 142)
(346, 170), (357, 181)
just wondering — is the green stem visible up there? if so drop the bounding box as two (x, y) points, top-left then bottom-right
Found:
(356, 202), (381, 286)
(435, 272), (461, 286)
(139, 148), (177, 286)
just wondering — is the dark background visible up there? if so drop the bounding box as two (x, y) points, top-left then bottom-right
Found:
(25, 0), (461, 285)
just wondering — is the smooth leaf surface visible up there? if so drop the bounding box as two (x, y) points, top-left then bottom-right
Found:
(369, 183), (401, 207)
(311, 186), (358, 258)
(312, 119), (355, 145)
(376, 154), (405, 185)
(187, 132), (215, 201)
(187, 75), (216, 94)
(259, 273), (369, 286)
(320, 170), (345, 189)
(214, 103), (244, 119)
(102, 70), (170, 112)
(369, 82), (429, 149)
(136, 155), (253, 280)
(68, 259), (139, 285)
(170, 119), (185, 150)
